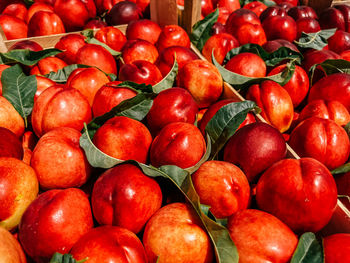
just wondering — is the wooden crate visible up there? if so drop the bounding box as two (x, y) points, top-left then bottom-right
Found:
(0, 0), (349, 237)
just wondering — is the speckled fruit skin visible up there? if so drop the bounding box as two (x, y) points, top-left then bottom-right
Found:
(256, 158), (338, 233)
(192, 160), (250, 219)
(30, 127), (92, 190)
(227, 209), (298, 263)
(19, 188), (93, 263)
(177, 60), (223, 108)
(93, 116), (152, 163)
(288, 117), (350, 170)
(70, 226), (148, 263)
(146, 87), (198, 135)
(31, 85), (92, 137)
(92, 164), (162, 234)
(0, 226), (26, 263)
(324, 234), (350, 263)
(150, 122), (206, 169)
(0, 157), (38, 231)
(143, 203), (213, 263)
(223, 122), (286, 183)
(246, 80), (294, 133)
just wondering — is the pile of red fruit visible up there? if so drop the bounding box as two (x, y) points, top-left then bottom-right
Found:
(0, 0), (350, 263)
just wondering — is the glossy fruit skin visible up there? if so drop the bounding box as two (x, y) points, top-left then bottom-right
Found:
(0, 127), (23, 159)
(235, 22), (267, 46)
(287, 5), (318, 20)
(335, 4), (350, 32)
(156, 25), (191, 53)
(122, 39), (159, 64)
(308, 73), (350, 112)
(177, 60), (223, 108)
(192, 160), (250, 218)
(92, 164), (162, 234)
(106, 1), (143, 25)
(67, 67), (110, 106)
(246, 80), (294, 133)
(2, 2), (27, 21)
(119, 60), (163, 85)
(126, 19), (162, 44)
(260, 5), (287, 22)
(0, 14), (27, 40)
(225, 8), (260, 37)
(298, 99), (350, 127)
(95, 26), (127, 52)
(93, 116), (152, 163)
(54, 0), (97, 31)
(18, 188), (93, 263)
(243, 1), (268, 17)
(94, 0), (121, 15)
(84, 18), (107, 29)
(328, 30), (350, 54)
(0, 226), (26, 263)
(319, 7), (346, 31)
(0, 96), (25, 137)
(26, 2), (54, 24)
(324, 233), (350, 263)
(143, 202), (213, 263)
(262, 39), (298, 53)
(268, 64), (309, 107)
(202, 33), (239, 64)
(227, 209), (298, 263)
(28, 11), (65, 37)
(30, 57), (68, 75)
(76, 43), (118, 74)
(150, 122), (206, 169)
(30, 127), (92, 190)
(146, 87), (198, 135)
(70, 226), (148, 263)
(31, 85), (92, 137)
(0, 157), (38, 231)
(302, 49), (341, 73)
(295, 17), (320, 39)
(92, 81), (137, 117)
(156, 46), (199, 77)
(223, 122), (286, 183)
(262, 15), (297, 42)
(55, 34), (86, 64)
(34, 76), (55, 101)
(9, 40), (43, 52)
(256, 158), (338, 233)
(225, 52), (266, 77)
(289, 117), (350, 170)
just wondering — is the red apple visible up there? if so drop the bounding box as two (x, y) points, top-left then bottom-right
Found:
(95, 26), (127, 52)
(225, 8), (261, 37)
(217, 0), (240, 13)
(28, 10), (65, 37)
(319, 7), (346, 31)
(143, 202), (213, 263)
(0, 226), (26, 263)
(295, 17), (320, 39)
(256, 157), (338, 233)
(30, 57), (68, 75)
(156, 25), (191, 53)
(223, 122), (287, 183)
(324, 233), (350, 263)
(262, 39), (299, 52)
(146, 87), (198, 135)
(9, 40), (43, 52)
(92, 116), (152, 163)
(243, 1), (268, 17)
(260, 5), (287, 22)
(192, 160), (250, 218)
(0, 96), (25, 137)
(26, 2), (53, 24)
(31, 85), (92, 137)
(55, 33), (86, 65)
(328, 30), (350, 54)
(70, 226), (148, 263)
(106, 1), (143, 25)
(126, 19), (162, 44)
(150, 122), (206, 169)
(92, 81), (137, 117)
(19, 188), (93, 263)
(177, 59), (223, 108)
(0, 127), (23, 159)
(34, 75), (55, 101)
(0, 157), (38, 231)
(289, 117), (350, 170)
(225, 52), (266, 77)
(122, 39), (159, 64)
(2, 2), (27, 21)
(92, 163), (162, 233)
(227, 209), (298, 263)
(235, 22), (267, 46)
(287, 5), (318, 20)
(0, 14), (27, 40)
(83, 18), (107, 29)
(119, 60), (162, 85)
(262, 15), (297, 42)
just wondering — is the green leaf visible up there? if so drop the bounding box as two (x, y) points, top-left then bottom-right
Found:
(0, 48), (62, 66)
(309, 59), (350, 77)
(117, 81), (153, 94)
(205, 100), (258, 159)
(190, 8), (219, 51)
(23, 0), (35, 7)
(214, 52), (296, 90)
(185, 134), (211, 174)
(224, 44), (303, 66)
(45, 64), (91, 83)
(331, 162), (350, 175)
(50, 253), (87, 263)
(86, 37), (121, 57)
(85, 92), (156, 138)
(81, 29), (95, 39)
(1, 65), (36, 127)
(153, 58), (178, 93)
(291, 232), (323, 263)
(294, 28), (337, 51)
(345, 122), (350, 140)
(240, 0), (276, 7)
